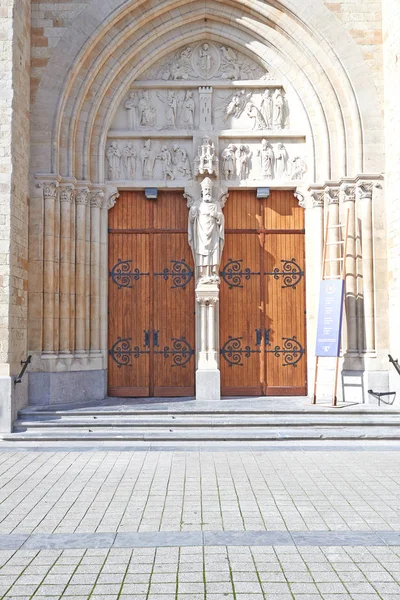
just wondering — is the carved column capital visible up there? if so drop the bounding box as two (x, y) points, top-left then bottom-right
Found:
(324, 186), (340, 205)
(341, 184), (356, 203)
(90, 190), (105, 208)
(59, 186), (75, 203)
(75, 187), (90, 205)
(307, 187), (324, 208)
(357, 182), (374, 200)
(39, 181), (59, 200)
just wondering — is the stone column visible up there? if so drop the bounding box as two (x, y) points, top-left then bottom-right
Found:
(42, 181), (59, 357)
(196, 288), (220, 400)
(75, 186), (89, 356)
(90, 189), (104, 357)
(324, 185), (341, 279)
(59, 184), (75, 357)
(102, 187), (119, 366)
(340, 182), (358, 355)
(357, 182), (375, 353)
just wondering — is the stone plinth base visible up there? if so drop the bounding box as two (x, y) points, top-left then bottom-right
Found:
(196, 369), (220, 401)
(29, 370), (107, 406)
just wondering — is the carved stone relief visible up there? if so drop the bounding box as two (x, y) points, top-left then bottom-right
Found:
(106, 139), (193, 181)
(143, 42), (268, 81)
(194, 136), (219, 177)
(221, 144), (252, 181)
(217, 88), (290, 130)
(219, 140), (307, 182)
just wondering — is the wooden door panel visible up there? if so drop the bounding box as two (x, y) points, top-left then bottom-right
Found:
(262, 190), (305, 231)
(264, 233), (307, 395)
(108, 232), (150, 397)
(220, 233), (263, 396)
(108, 190), (151, 231)
(224, 189), (261, 231)
(152, 233), (195, 397)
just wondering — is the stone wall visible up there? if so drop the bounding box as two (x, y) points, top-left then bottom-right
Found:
(31, 0), (88, 103)
(0, 0), (30, 431)
(383, 0), (400, 396)
(324, 1), (383, 105)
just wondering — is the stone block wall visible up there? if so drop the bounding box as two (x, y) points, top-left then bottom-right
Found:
(0, 0), (30, 431)
(31, 0), (89, 103)
(324, 1), (383, 105)
(383, 0), (400, 396)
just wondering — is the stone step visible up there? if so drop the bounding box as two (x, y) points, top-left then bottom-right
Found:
(12, 414), (400, 432)
(4, 426), (400, 442)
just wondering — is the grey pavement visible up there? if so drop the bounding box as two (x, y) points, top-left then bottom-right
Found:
(0, 445), (400, 598)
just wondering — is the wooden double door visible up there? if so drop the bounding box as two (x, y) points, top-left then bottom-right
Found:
(220, 190), (307, 396)
(108, 189), (306, 398)
(108, 191), (195, 397)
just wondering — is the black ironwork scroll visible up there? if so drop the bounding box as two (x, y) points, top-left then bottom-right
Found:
(109, 337), (150, 368)
(154, 337), (194, 368)
(265, 258), (304, 289)
(267, 336), (305, 367)
(109, 259), (149, 290)
(220, 259), (260, 289)
(220, 336), (261, 367)
(154, 259), (193, 290)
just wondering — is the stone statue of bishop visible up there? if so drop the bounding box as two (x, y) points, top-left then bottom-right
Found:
(188, 177), (225, 283)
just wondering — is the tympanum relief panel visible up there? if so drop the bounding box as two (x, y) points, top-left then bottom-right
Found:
(106, 41), (310, 185)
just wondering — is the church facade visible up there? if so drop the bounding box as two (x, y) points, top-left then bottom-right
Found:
(0, 0), (399, 431)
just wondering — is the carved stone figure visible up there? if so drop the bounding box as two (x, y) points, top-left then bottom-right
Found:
(122, 143), (136, 179)
(282, 90), (290, 128)
(273, 89), (289, 129)
(125, 91), (139, 129)
(275, 142), (289, 179)
(236, 144), (251, 180)
(140, 139), (155, 179)
(223, 89), (252, 123)
(188, 177), (225, 282)
(258, 139), (275, 179)
(194, 136), (218, 177)
(220, 46), (240, 80)
(221, 144), (237, 180)
(106, 142), (121, 180)
(247, 102), (267, 130)
(138, 90), (156, 127)
(180, 90), (195, 128)
(172, 144), (191, 179)
(157, 145), (175, 180)
(290, 156), (307, 180)
(197, 43), (214, 77)
(157, 90), (177, 127)
(163, 46), (193, 80)
(260, 89), (273, 129)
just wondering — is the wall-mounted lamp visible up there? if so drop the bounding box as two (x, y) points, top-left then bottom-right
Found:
(257, 187), (271, 199)
(145, 188), (158, 200)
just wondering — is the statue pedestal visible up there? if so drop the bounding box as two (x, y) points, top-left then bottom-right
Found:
(196, 369), (221, 401)
(196, 280), (221, 401)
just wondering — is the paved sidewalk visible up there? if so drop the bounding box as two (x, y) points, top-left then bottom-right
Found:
(0, 444), (400, 599)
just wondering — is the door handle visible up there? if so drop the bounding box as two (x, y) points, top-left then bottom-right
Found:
(153, 330), (160, 347)
(144, 330), (150, 348)
(256, 329), (262, 346)
(265, 329), (271, 346)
